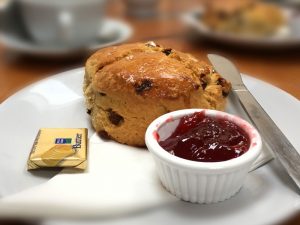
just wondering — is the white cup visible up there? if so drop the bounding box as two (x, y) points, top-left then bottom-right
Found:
(18, 0), (106, 46)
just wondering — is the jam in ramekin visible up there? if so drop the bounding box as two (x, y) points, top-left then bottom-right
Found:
(158, 112), (250, 162)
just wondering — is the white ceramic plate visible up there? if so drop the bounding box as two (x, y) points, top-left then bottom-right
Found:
(0, 18), (132, 57)
(0, 68), (300, 225)
(182, 7), (300, 49)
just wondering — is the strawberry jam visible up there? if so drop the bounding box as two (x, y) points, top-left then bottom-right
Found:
(158, 112), (250, 162)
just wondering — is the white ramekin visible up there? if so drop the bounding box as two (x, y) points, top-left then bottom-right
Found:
(145, 109), (262, 204)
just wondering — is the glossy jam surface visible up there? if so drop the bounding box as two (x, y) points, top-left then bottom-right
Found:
(158, 112), (250, 162)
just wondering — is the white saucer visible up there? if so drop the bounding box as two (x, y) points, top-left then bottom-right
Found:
(0, 18), (132, 57)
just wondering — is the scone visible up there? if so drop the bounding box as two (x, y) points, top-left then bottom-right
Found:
(202, 0), (285, 36)
(83, 42), (231, 146)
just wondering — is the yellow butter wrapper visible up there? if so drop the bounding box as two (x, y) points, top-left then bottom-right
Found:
(27, 128), (87, 170)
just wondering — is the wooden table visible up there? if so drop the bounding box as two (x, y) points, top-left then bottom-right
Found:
(0, 1), (299, 225)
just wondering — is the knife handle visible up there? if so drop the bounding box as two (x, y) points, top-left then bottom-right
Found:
(235, 89), (300, 189)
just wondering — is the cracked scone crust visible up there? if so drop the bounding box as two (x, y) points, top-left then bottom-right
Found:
(84, 42), (231, 146)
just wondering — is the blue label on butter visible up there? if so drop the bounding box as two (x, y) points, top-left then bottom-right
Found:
(55, 138), (72, 144)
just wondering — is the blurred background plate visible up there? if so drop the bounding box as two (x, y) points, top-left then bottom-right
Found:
(0, 18), (132, 57)
(182, 7), (300, 49)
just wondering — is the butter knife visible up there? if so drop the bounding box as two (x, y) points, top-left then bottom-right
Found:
(208, 54), (300, 190)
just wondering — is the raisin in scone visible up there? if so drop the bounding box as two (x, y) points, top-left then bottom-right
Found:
(83, 42), (231, 146)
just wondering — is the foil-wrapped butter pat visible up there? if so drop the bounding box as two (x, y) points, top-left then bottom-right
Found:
(27, 128), (87, 170)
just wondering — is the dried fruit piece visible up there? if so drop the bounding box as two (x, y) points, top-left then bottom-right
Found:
(107, 109), (124, 125)
(162, 48), (172, 56)
(135, 79), (153, 94)
(98, 130), (111, 140)
(217, 78), (231, 97)
(200, 73), (208, 90)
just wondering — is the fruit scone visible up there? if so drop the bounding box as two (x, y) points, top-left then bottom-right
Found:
(83, 42), (231, 146)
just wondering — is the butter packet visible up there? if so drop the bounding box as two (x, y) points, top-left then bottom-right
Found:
(27, 128), (87, 170)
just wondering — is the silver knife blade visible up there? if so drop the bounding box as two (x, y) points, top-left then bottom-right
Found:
(208, 54), (300, 190)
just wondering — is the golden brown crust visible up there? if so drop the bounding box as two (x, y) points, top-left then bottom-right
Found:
(83, 42), (231, 146)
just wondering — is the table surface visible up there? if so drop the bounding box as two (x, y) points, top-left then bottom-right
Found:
(0, 1), (299, 225)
